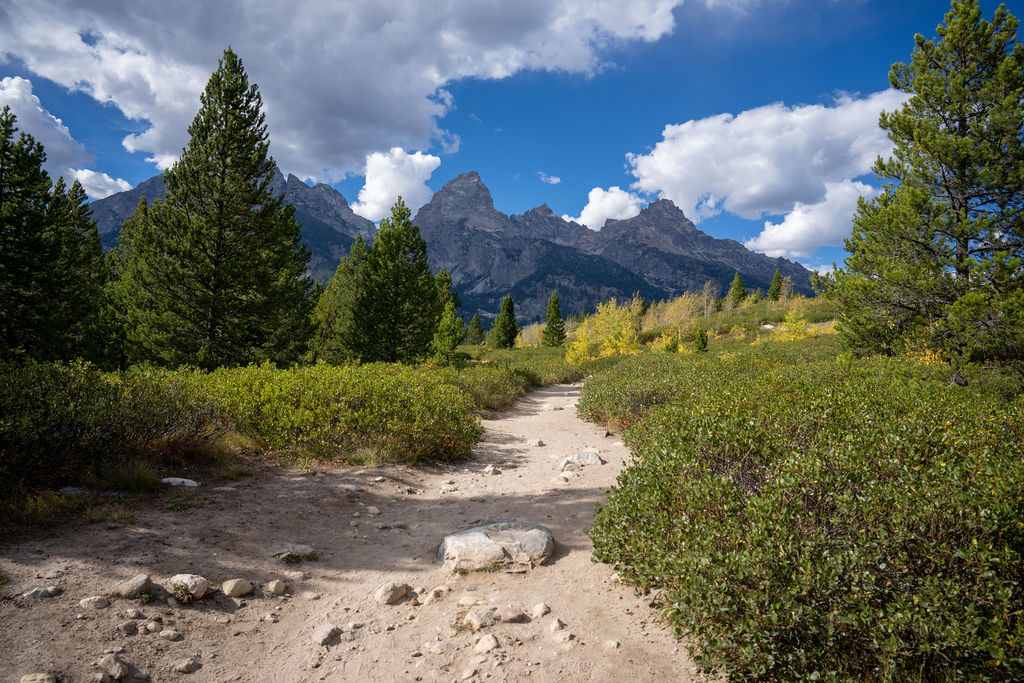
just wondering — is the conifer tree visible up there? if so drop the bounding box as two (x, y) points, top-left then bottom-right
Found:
(116, 48), (313, 368)
(357, 197), (439, 362)
(542, 291), (566, 347)
(0, 106), (53, 359)
(829, 1), (1024, 375)
(0, 107), (105, 362)
(464, 314), (485, 345)
(431, 299), (464, 365)
(310, 235), (369, 363)
(767, 269), (783, 301)
(488, 295), (518, 349)
(435, 268), (460, 311)
(40, 177), (105, 361)
(727, 272), (747, 308)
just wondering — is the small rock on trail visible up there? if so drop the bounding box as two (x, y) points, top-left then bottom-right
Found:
(374, 581), (411, 605)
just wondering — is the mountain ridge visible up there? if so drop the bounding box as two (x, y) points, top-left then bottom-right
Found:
(89, 169), (813, 320)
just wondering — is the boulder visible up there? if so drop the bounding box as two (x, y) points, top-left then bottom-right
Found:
(95, 652), (147, 681)
(263, 579), (288, 596)
(497, 606), (529, 623)
(167, 574), (208, 602)
(221, 579), (253, 598)
(373, 581), (411, 605)
(111, 574), (151, 599)
(437, 521), (555, 571)
(560, 450), (605, 472)
(531, 602), (551, 619)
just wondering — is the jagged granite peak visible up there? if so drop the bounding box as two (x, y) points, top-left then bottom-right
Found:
(415, 171), (508, 234)
(88, 167), (372, 281)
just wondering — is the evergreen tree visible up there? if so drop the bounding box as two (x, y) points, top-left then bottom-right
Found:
(357, 197), (439, 362)
(431, 299), (464, 365)
(488, 295), (518, 349)
(116, 48), (313, 369)
(435, 268), (460, 311)
(727, 272), (747, 308)
(310, 235), (369, 363)
(767, 269), (783, 301)
(542, 291), (567, 347)
(464, 314), (485, 345)
(0, 106), (53, 359)
(828, 1), (1024, 376)
(0, 107), (105, 362)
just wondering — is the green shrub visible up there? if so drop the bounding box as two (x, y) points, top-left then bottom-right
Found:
(589, 347), (1024, 680)
(0, 360), (218, 493)
(441, 365), (533, 411)
(188, 362), (481, 463)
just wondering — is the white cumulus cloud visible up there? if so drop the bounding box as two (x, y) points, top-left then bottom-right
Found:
(538, 172), (561, 185)
(0, 76), (132, 198)
(0, 0), (723, 181)
(69, 168), (132, 199)
(627, 89), (907, 221)
(351, 148), (441, 222)
(744, 180), (878, 258)
(564, 186), (643, 230)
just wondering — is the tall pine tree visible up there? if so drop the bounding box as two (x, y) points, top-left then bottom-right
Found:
(542, 291), (566, 347)
(488, 295), (518, 349)
(312, 198), (439, 363)
(117, 48), (313, 368)
(829, 1), (1024, 375)
(0, 107), (105, 362)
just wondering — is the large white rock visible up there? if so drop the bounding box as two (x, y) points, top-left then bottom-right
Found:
(560, 450), (605, 472)
(437, 521), (555, 571)
(221, 578), (253, 597)
(167, 574), (209, 601)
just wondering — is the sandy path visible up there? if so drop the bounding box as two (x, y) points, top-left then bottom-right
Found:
(1, 384), (701, 682)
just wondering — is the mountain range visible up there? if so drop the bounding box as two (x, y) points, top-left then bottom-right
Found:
(90, 169), (811, 320)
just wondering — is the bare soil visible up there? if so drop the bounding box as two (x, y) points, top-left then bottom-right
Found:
(1, 384), (701, 682)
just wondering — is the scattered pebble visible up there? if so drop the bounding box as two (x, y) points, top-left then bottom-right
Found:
(172, 655), (202, 674)
(79, 596), (110, 609)
(530, 603), (551, 619)
(159, 628), (184, 642)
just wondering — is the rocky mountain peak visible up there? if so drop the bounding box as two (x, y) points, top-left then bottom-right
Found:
(415, 170), (506, 234)
(641, 197), (688, 220)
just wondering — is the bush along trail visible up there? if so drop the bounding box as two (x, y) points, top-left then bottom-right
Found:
(0, 383), (699, 683)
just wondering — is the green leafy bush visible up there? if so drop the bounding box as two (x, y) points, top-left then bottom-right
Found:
(0, 360), (217, 493)
(588, 345), (1024, 680)
(188, 362), (481, 463)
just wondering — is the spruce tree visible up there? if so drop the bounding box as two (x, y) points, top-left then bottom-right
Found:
(542, 291), (566, 347)
(40, 177), (105, 361)
(488, 295), (518, 349)
(829, 1), (1024, 375)
(767, 269), (783, 301)
(464, 314), (485, 345)
(117, 48), (312, 368)
(310, 235), (370, 364)
(357, 197), (439, 362)
(431, 299), (464, 365)
(0, 106), (53, 359)
(727, 272), (747, 308)
(0, 107), (105, 362)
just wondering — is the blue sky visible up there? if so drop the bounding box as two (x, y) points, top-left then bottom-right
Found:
(1, 0), (1019, 270)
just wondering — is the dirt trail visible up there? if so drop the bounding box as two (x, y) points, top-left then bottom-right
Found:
(1, 384), (701, 682)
